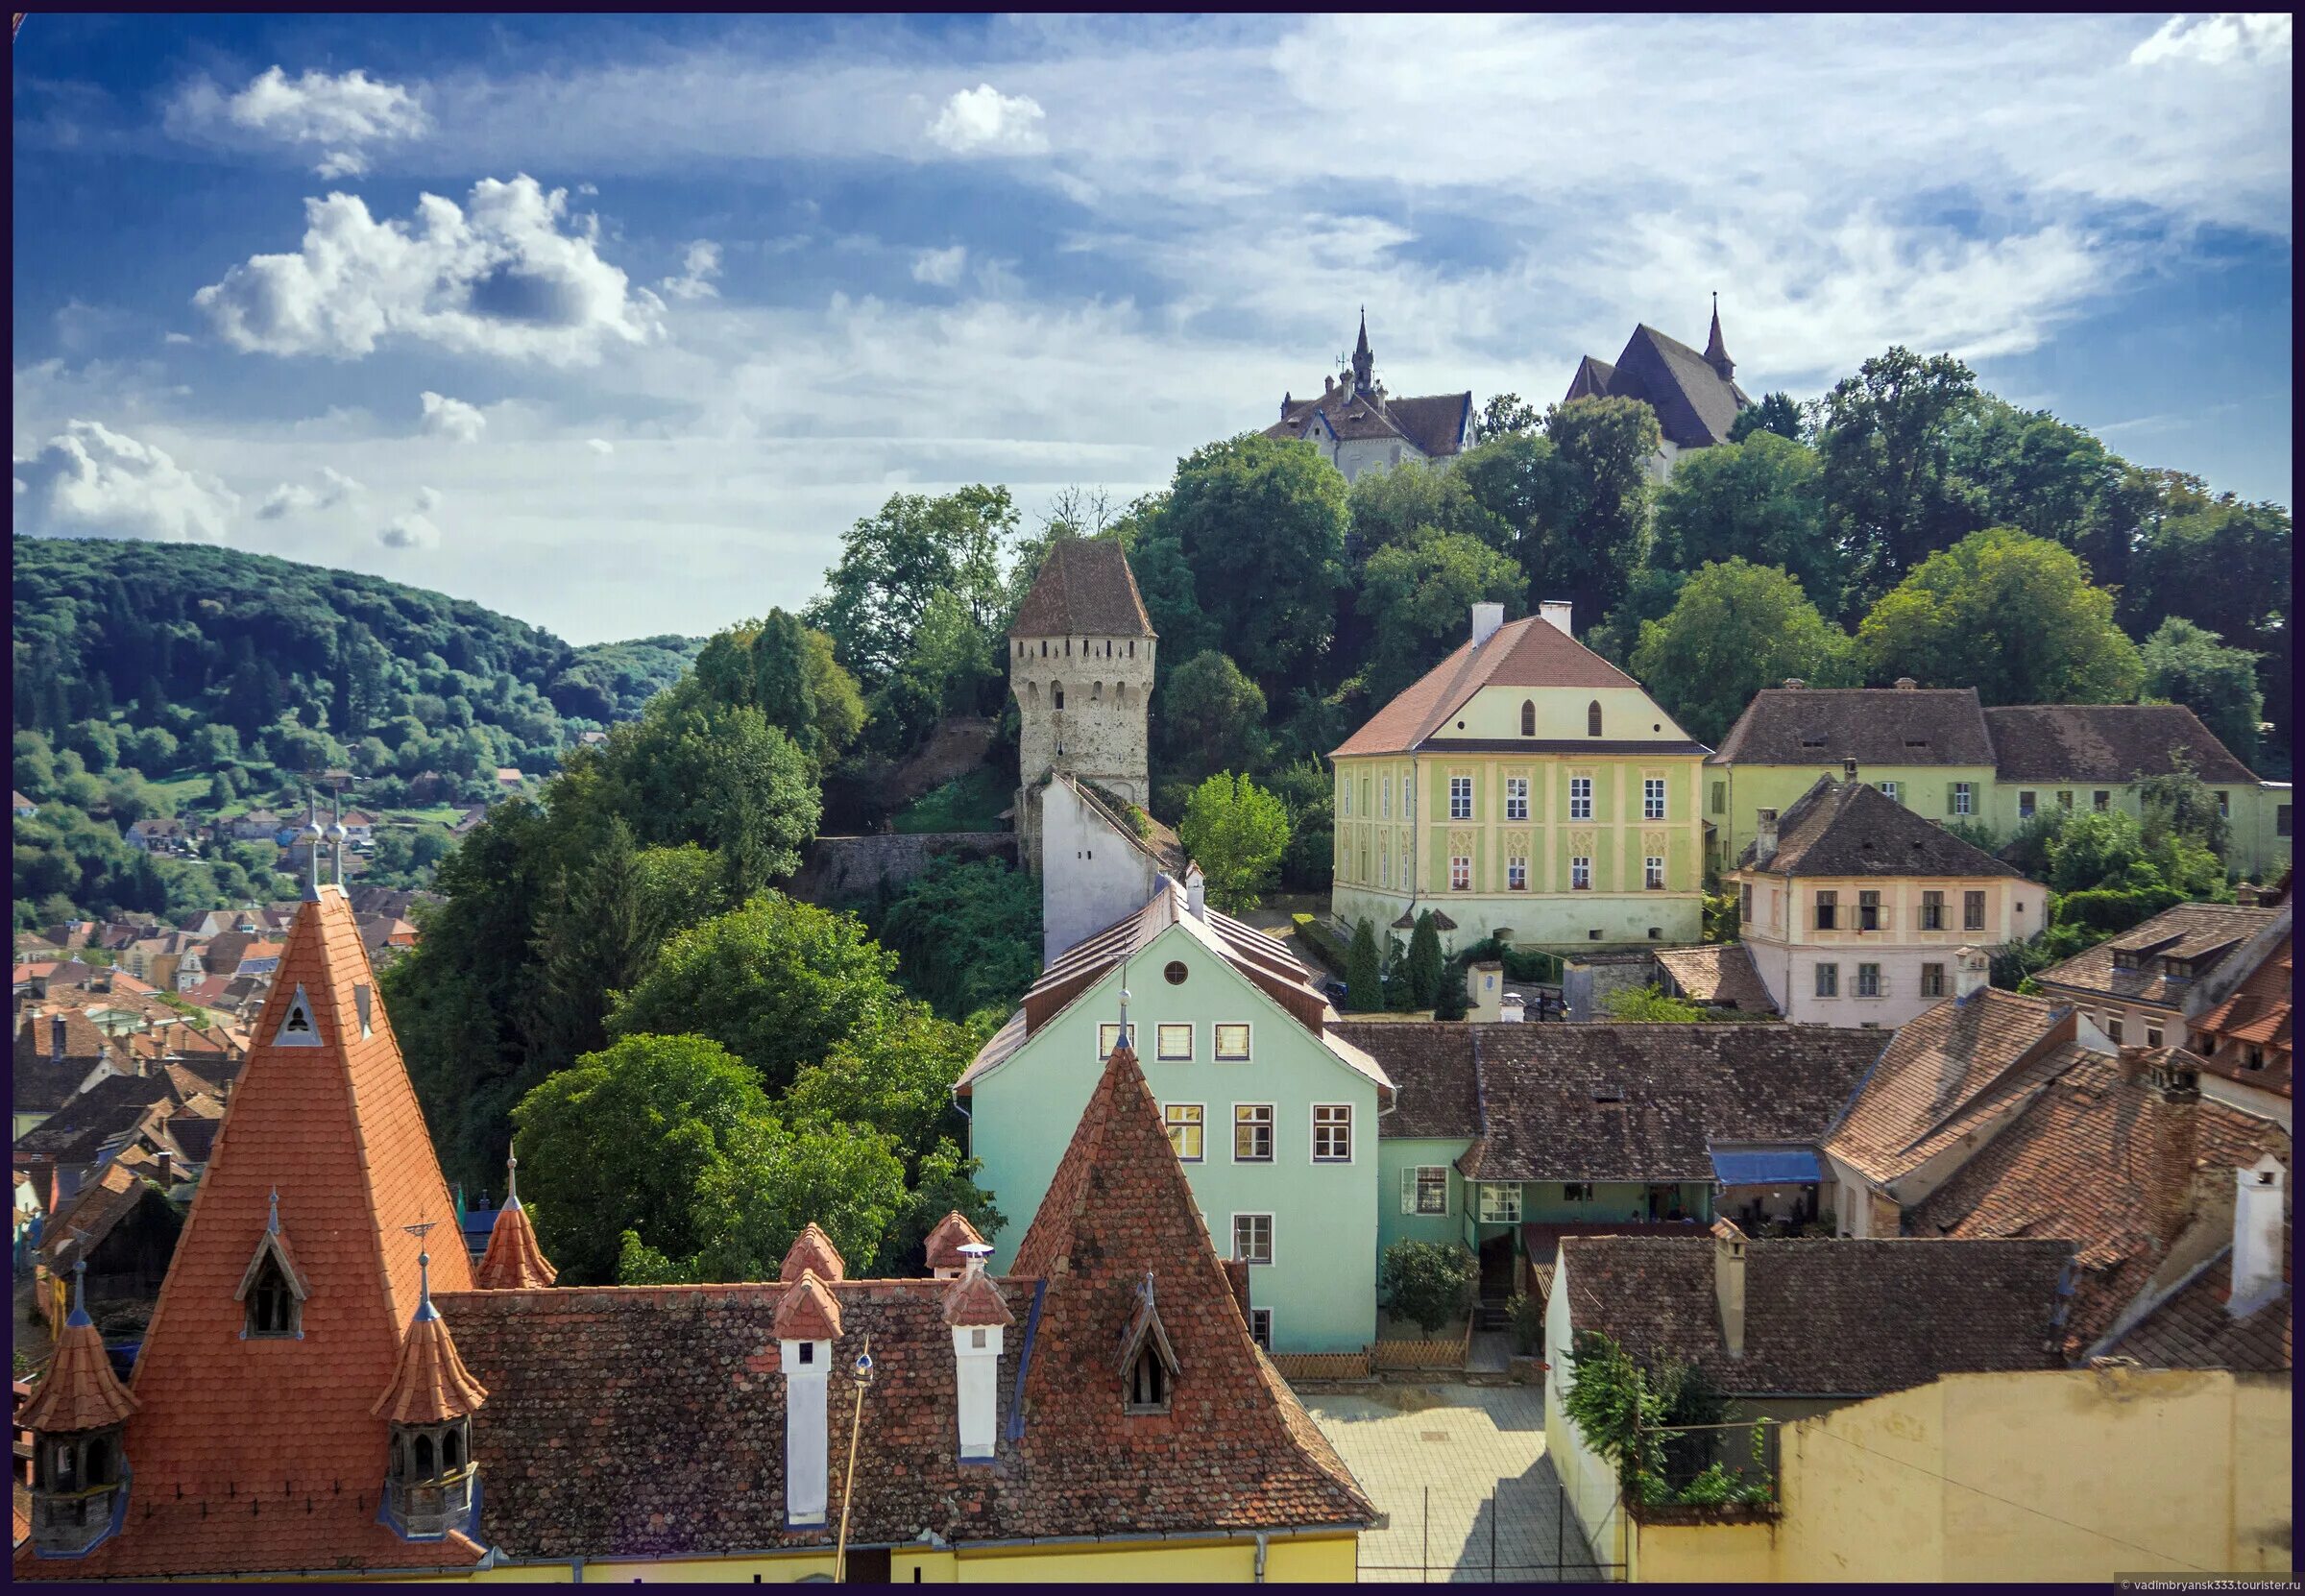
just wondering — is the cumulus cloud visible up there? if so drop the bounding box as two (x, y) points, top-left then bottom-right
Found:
(586, 438), (615, 456)
(378, 511), (441, 548)
(415, 485), (443, 512)
(170, 65), (429, 177)
(256, 464), (362, 519)
(12, 420), (239, 543)
(2130, 12), (2291, 66)
(419, 391), (487, 442)
(659, 240), (723, 301)
(928, 85), (1047, 154)
(910, 245), (968, 286)
(194, 175), (666, 364)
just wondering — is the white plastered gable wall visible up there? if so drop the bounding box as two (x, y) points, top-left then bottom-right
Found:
(1039, 775), (1163, 967)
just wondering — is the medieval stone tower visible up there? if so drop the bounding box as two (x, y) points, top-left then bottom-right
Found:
(1008, 539), (1157, 870)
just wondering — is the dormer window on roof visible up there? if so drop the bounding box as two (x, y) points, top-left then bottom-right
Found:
(272, 984), (322, 1048)
(1117, 1272), (1178, 1416)
(236, 1191), (308, 1339)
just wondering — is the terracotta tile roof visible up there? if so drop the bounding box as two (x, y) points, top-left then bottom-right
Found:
(373, 1292), (489, 1425)
(1560, 1234), (2073, 1396)
(11, 1052), (97, 1117)
(1333, 614), (1642, 758)
(1984, 703), (2260, 784)
(18, 1308), (138, 1435)
(1740, 775), (2025, 877)
(1910, 1053), (2289, 1354)
(2034, 902), (2277, 1013)
(2106, 1232), (2292, 1373)
(473, 1198), (558, 1291)
(1651, 944), (1778, 1013)
(13, 1074), (183, 1168)
(779, 1222), (847, 1284)
(923, 1210), (988, 1273)
(37, 1162), (164, 1272)
(1824, 988), (2076, 1188)
(1268, 388), (1472, 460)
(2186, 925), (2292, 1098)
(1334, 1022), (1479, 1140)
(771, 1270), (844, 1341)
(1061, 772), (1186, 876)
(1008, 538), (1155, 640)
(22, 886), (481, 1580)
(1709, 687), (1994, 767)
(939, 1267), (1015, 1328)
(1566, 323), (1752, 449)
(13, 1009), (113, 1077)
(1453, 1024), (1881, 1182)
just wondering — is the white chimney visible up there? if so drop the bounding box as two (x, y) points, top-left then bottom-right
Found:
(1894, 677), (1918, 690)
(1953, 946), (1991, 1000)
(773, 1272), (841, 1528)
(1711, 1218), (1747, 1359)
(2231, 1156), (2286, 1316)
(945, 1245), (1007, 1460)
(51, 1015), (66, 1063)
(1499, 997), (1526, 1024)
(1185, 862), (1207, 921)
(1470, 603), (1505, 648)
(1539, 600), (1573, 637)
(1753, 810), (1780, 866)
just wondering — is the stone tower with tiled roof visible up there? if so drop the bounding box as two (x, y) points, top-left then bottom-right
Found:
(12, 884), (487, 1579)
(1007, 538), (1156, 872)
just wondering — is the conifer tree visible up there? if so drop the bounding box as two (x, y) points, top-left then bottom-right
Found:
(1345, 916), (1384, 1013)
(1406, 910), (1445, 1008)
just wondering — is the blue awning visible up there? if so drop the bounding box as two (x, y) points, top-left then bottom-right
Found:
(1711, 1148), (1822, 1186)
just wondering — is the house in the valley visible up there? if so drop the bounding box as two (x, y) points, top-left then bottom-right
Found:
(2181, 897), (2293, 1127)
(2031, 900), (2280, 1073)
(1729, 775), (2045, 1028)
(962, 876), (1393, 1354)
(1329, 603), (1709, 955)
(12, 791), (37, 820)
(119, 818), (193, 858)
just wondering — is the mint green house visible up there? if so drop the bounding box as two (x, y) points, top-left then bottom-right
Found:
(960, 878), (1393, 1354)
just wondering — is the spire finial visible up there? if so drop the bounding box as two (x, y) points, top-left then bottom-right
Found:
(70, 1257), (89, 1324)
(301, 791), (324, 902)
(328, 785), (348, 888)
(505, 1149), (521, 1207)
(1703, 292), (1734, 380)
(268, 1186), (280, 1235)
(402, 1218), (440, 1319)
(1116, 960), (1130, 1045)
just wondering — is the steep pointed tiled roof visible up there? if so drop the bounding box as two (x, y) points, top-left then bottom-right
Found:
(940, 1267), (1015, 1328)
(375, 1260), (489, 1425)
(1008, 539), (1156, 639)
(923, 1210), (988, 1273)
(473, 1154), (557, 1290)
(779, 1221), (847, 1284)
(1564, 322), (1752, 449)
(20, 1272), (138, 1434)
(771, 1270), (844, 1341)
(18, 885), (483, 1579)
(1741, 775), (2026, 877)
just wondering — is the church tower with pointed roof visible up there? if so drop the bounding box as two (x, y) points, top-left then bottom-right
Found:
(473, 1152), (558, 1291)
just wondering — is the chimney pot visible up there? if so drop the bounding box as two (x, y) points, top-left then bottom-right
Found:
(1711, 1217), (1747, 1359)
(51, 1015), (67, 1063)
(1185, 863), (1207, 922)
(1538, 600), (1574, 637)
(1754, 810), (1781, 866)
(780, 1331), (832, 1527)
(1782, 678), (1806, 690)
(1953, 947), (1990, 1000)
(1895, 677), (1918, 690)
(1843, 759), (1859, 781)
(1470, 603), (1506, 649)
(2232, 1156), (2287, 1314)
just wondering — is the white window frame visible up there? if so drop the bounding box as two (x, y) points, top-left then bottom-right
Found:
(1234, 1103), (1274, 1163)
(1507, 856), (1528, 892)
(1878, 780), (1900, 803)
(1214, 1023), (1251, 1061)
(1476, 1183), (1521, 1224)
(1164, 1102), (1204, 1162)
(1097, 1023), (1137, 1059)
(1311, 1104), (1353, 1164)
(1449, 776), (1473, 820)
(1963, 890), (1986, 932)
(1381, 776), (1392, 819)
(1341, 778), (1352, 817)
(1155, 1023), (1194, 1062)
(1644, 856), (1665, 890)
(1570, 857), (1591, 891)
(1402, 1165), (1449, 1216)
(1953, 782), (1974, 815)
(1921, 890), (1945, 931)
(1450, 855), (1471, 891)
(1920, 962), (1946, 999)
(1248, 1307), (1274, 1349)
(1505, 777), (1529, 821)
(1569, 776), (1593, 821)
(1643, 778), (1666, 820)
(1232, 1212), (1274, 1266)
(1379, 841), (1391, 888)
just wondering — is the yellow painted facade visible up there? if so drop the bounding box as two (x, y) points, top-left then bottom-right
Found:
(1623, 1367), (2293, 1583)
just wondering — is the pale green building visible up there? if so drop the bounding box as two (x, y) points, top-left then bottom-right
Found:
(1708, 686), (2291, 882)
(960, 877), (1393, 1354)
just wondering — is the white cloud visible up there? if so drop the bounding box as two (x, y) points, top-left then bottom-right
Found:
(419, 391), (487, 442)
(659, 239), (723, 301)
(586, 438), (614, 456)
(255, 464), (362, 520)
(170, 65), (429, 177)
(194, 175), (666, 364)
(415, 485), (443, 512)
(2130, 12), (2291, 66)
(162, 331), (194, 346)
(12, 420), (239, 543)
(378, 511), (441, 548)
(928, 85), (1047, 154)
(911, 245), (968, 286)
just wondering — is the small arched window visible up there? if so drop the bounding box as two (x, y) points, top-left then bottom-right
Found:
(1127, 1347), (1170, 1413)
(1039, 640), (1048, 658)
(84, 1436), (109, 1485)
(1588, 700), (1603, 738)
(247, 1255), (298, 1337)
(1521, 699), (1536, 737)
(443, 1427), (461, 1470)
(1092, 681), (1103, 702)
(414, 1433), (435, 1478)
(1053, 684), (1066, 711)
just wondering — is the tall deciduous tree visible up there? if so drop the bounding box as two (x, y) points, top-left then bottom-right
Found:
(2140, 617), (2264, 767)
(1177, 772), (1291, 912)
(1356, 527), (1525, 705)
(523, 815), (656, 1076)
(1728, 392), (1804, 443)
(1651, 432), (1842, 613)
(1153, 651), (1273, 808)
(1856, 527), (2142, 706)
(1818, 347), (1982, 610)
(806, 485), (1018, 686)
(1631, 560), (1858, 744)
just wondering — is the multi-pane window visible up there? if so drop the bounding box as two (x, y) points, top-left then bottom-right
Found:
(1381, 776), (1392, 818)
(2018, 790), (2037, 818)
(1857, 890), (1881, 931)
(1569, 777), (1592, 820)
(1477, 1184), (1521, 1223)
(1379, 841), (1391, 888)
(1920, 962), (1946, 998)
(1814, 963), (1839, 998)
(1214, 1024), (1251, 1061)
(1506, 777), (1529, 820)
(2093, 790), (2111, 812)
(1814, 890), (1838, 930)
(1449, 777), (1473, 819)
(1450, 856), (1471, 891)
(1341, 778), (1352, 817)
(2146, 1024), (2164, 1048)
(1643, 779), (1666, 819)
(1953, 782), (1974, 815)
(1404, 1166), (1448, 1215)
(1098, 1023), (1136, 1058)
(1156, 1023), (1193, 1061)
(1856, 963), (1882, 998)
(1570, 857), (1591, 891)
(1312, 1105), (1353, 1163)
(1248, 1308), (1274, 1349)
(1921, 890), (1945, 931)
(2055, 790), (2074, 811)
(1234, 1104), (1274, 1162)
(1963, 890), (1986, 931)
(2106, 1015), (2125, 1044)
(1507, 856), (1528, 892)
(1233, 1213), (1273, 1265)
(1361, 778), (1371, 818)
(1644, 856), (1665, 890)
(1879, 781), (1900, 803)
(1164, 1103), (1203, 1161)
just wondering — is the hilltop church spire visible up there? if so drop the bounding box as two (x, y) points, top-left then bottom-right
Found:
(1351, 306), (1373, 392)
(1704, 291), (1734, 381)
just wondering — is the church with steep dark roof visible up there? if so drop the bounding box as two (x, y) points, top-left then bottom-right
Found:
(1565, 295), (1753, 480)
(1265, 311), (1473, 483)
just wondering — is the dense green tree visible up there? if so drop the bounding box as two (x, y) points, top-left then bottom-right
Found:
(1347, 457), (1506, 557)
(1404, 910), (1445, 1009)
(1728, 391), (1804, 443)
(2045, 810), (2150, 894)
(1379, 1240), (1476, 1333)
(1356, 528), (1524, 706)
(1266, 759), (1335, 893)
(786, 1004), (979, 1179)
(1123, 520), (1222, 665)
(805, 486), (1017, 686)
(1153, 651), (1272, 808)
(1650, 432), (1842, 611)
(606, 892), (904, 1095)
(1818, 347), (1983, 609)
(1344, 917), (1385, 1013)
(1856, 527), (2142, 706)
(637, 1109), (913, 1284)
(1177, 773), (1290, 912)
(1534, 398), (1663, 626)
(598, 699), (819, 897)
(1631, 561), (1858, 743)
(13, 732), (56, 802)
(2138, 757), (2235, 868)
(2124, 489), (2292, 761)
(1471, 392), (1543, 443)
(523, 816), (658, 1076)
(1943, 399), (2133, 588)
(2140, 617), (2264, 766)
(871, 856), (1040, 1022)
(1602, 985), (1708, 1022)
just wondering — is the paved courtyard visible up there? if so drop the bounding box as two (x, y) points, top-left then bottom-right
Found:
(1303, 1383), (1606, 1583)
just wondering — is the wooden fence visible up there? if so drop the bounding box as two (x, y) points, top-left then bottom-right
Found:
(1270, 1350), (1374, 1381)
(1371, 1317), (1474, 1370)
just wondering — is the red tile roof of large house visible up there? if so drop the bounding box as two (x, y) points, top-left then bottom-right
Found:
(2033, 901), (2278, 1013)
(1333, 614), (1645, 758)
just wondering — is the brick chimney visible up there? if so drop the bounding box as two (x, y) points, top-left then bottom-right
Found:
(2230, 1156), (2287, 1316)
(1753, 810), (1781, 866)
(2133, 1052), (2202, 1249)
(1711, 1218), (1747, 1359)
(1224, 1256), (1251, 1321)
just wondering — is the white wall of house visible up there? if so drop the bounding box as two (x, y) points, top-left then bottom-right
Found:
(1545, 1252), (1628, 1566)
(1039, 778), (1161, 967)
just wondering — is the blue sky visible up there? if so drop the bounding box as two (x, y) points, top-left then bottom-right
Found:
(12, 12), (2293, 644)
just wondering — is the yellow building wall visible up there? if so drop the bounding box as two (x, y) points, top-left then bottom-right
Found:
(1628, 1518), (1777, 1584)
